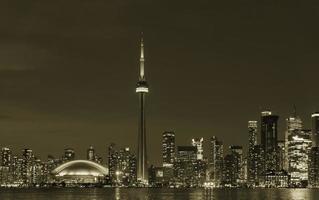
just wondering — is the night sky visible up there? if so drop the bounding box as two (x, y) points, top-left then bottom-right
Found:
(0, 0), (318, 165)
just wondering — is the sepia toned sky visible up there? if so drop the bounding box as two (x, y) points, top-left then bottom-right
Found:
(0, 0), (318, 165)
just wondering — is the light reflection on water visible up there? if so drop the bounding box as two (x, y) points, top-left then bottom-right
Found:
(0, 188), (319, 200)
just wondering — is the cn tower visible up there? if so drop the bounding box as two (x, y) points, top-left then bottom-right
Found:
(136, 35), (149, 183)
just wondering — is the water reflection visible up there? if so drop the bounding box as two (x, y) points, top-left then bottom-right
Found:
(288, 188), (312, 200)
(0, 188), (319, 200)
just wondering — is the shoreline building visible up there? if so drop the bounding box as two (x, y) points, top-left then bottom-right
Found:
(209, 136), (224, 187)
(174, 146), (197, 187)
(247, 121), (258, 185)
(136, 36), (149, 184)
(162, 131), (175, 185)
(309, 112), (319, 187)
(260, 110), (279, 172)
(288, 129), (311, 186)
(285, 112), (303, 171)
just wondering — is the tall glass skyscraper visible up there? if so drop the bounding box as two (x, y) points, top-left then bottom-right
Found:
(210, 136), (223, 187)
(247, 121), (257, 185)
(162, 131), (175, 168)
(260, 110), (279, 172)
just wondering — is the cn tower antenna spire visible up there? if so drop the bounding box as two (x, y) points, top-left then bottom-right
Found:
(139, 33), (145, 80)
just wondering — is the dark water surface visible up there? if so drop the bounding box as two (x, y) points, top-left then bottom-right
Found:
(0, 188), (318, 200)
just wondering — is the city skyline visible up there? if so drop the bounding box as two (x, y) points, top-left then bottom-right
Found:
(0, 0), (319, 167)
(1, 107), (319, 188)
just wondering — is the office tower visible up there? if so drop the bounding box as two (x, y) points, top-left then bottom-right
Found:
(312, 112), (319, 147)
(21, 149), (34, 185)
(117, 147), (137, 186)
(285, 112), (303, 170)
(247, 121), (257, 185)
(277, 140), (285, 170)
(251, 145), (264, 186)
(260, 110), (279, 172)
(0, 148), (11, 184)
(223, 154), (236, 187)
(309, 147), (319, 188)
(87, 146), (95, 161)
(11, 155), (20, 183)
(162, 131), (175, 186)
(63, 148), (75, 162)
(309, 112), (319, 187)
(1, 147), (12, 167)
(193, 159), (207, 187)
(108, 143), (117, 185)
(287, 129), (311, 186)
(174, 146), (197, 187)
(230, 145), (244, 185)
(162, 131), (175, 168)
(191, 138), (204, 160)
(209, 136), (224, 187)
(108, 144), (137, 186)
(136, 36), (149, 183)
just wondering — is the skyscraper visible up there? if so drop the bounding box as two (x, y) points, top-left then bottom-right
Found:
(251, 145), (264, 186)
(309, 112), (319, 187)
(209, 136), (224, 187)
(108, 146), (137, 187)
(277, 140), (285, 170)
(312, 112), (319, 147)
(229, 145), (244, 185)
(175, 146), (197, 187)
(22, 149), (34, 185)
(136, 36), (149, 183)
(191, 137), (204, 160)
(247, 121), (257, 185)
(162, 131), (175, 168)
(288, 129), (312, 186)
(1, 147), (11, 167)
(285, 112), (303, 171)
(260, 110), (279, 172)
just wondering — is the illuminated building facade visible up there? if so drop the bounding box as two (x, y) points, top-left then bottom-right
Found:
(174, 146), (197, 187)
(230, 145), (244, 185)
(287, 129), (311, 186)
(209, 136), (224, 187)
(162, 131), (175, 168)
(191, 138), (204, 160)
(247, 121), (257, 185)
(250, 145), (264, 186)
(309, 112), (319, 187)
(162, 131), (175, 185)
(108, 144), (137, 186)
(21, 149), (34, 185)
(261, 110), (279, 172)
(285, 115), (303, 171)
(312, 112), (319, 147)
(277, 140), (285, 170)
(261, 170), (290, 188)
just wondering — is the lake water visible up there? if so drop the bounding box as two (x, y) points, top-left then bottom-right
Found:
(0, 188), (318, 200)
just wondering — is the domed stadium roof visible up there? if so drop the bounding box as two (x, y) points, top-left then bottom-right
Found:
(52, 160), (108, 177)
